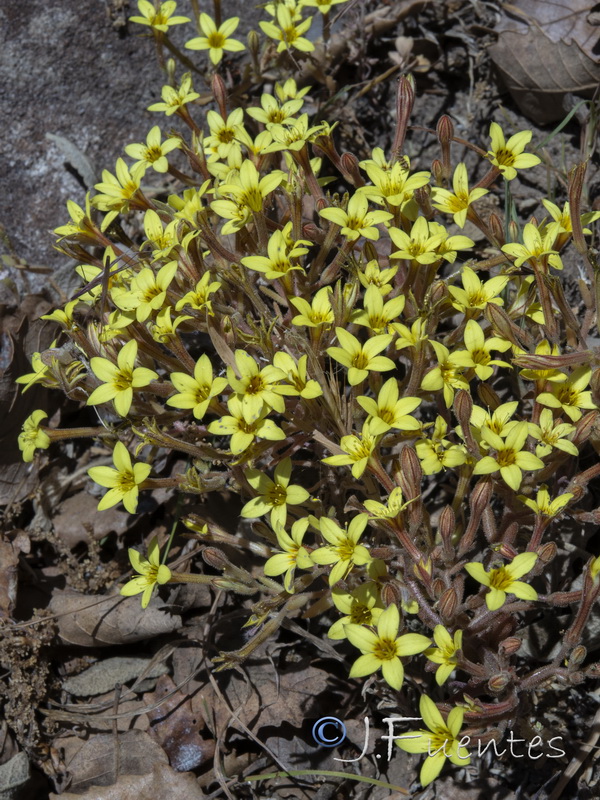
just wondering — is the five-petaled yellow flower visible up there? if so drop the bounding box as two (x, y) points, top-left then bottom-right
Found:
(465, 552), (538, 610)
(344, 603), (430, 690)
(241, 457), (310, 528)
(120, 536), (172, 608)
(396, 694), (470, 786)
(263, 518), (313, 592)
(167, 354), (227, 420)
(259, 6), (315, 53)
(319, 193), (393, 241)
(472, 420), (544, 490)
(87, 339), (158, 417)
(486, 122), (540, 181)
(311, 514), (372, 585)
(18, 410), (51, 462)
(327, 328), (394, 386)
(185, 14), (245, 66)
(88, 441), (152, 514)
(425, 625), (463, 685)
(432, 162), (488, 227)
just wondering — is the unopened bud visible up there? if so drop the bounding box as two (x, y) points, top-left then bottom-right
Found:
(485, 302), (530, 349)
(438, 587), (458, 622)
(202, 547), (230, 571)
(432, 578), (445, 599)
(590, 369), (600, 407)
(573, 410), (598, 447)
(247, 29), (260, 57)
(477, 381), (502, 411)
(399, 446), (422, 498)
(512, 350), (591, 370)
(413, 558), (432, 582)
(497, 542), (518, 560)
(438, 505), (455, 552)
(212, 577), (256, 595)
(428, 279), (446, 307)
(436, 115), (453, 181)
(302, 221), (325, 244)
(537, 541), (557, 564)
(568, 645), (587, 669)
(469, 477), (492, 517)
(316, 196), (329, 213)
(499, 637), (521, 656)
(392, 74), (415, 159)
(507, 219), (519, 244)
(414, 185), (433, 218)
(431, 158), (444, 186)
(488, 212), (505, 246)
(488, 672), (511, 693)
(454, 389), (473, 430)
(340, 152), (364, 187)
(568, 161), (588, 254)
(371, 546), (395, 560)
(381, 582), (403, 608)
(211, 73), (228, 119)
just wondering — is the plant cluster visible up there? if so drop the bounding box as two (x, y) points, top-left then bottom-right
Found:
(16, 0), (600, 788)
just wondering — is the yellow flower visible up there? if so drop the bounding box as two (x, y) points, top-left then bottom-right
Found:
(536, 366), (597, 421)
(328, 584), (383, 639)
(115, 261), (178, 322)
(465, 552), (538, 610)
(516, 339), (566, 384)
(87, 339), (158, 417)
(351, 284), (405, 332)
(391, 318), (428, 351)
(54, 194), (97, 242)
(389, 217), (446, 265)
(360, 158), (430, 212)
(432, 162), (488, 227)
(88, 441), (152, 514)
(472, 421), (544, 490)
(92, 158), (145, 229)
(149, 306), (191, 343)
(166, 354), (227, 419)
(311, 514), (372, 585)
(272, 352), (323, 399)
(125, 125), (180, 173)
(327, 328), (394, 386)
(207, 395), (286, 454)
(421, 341), (468, 408)
(358, 260), (398, 296)
(448, 266), (509, 313)
(247, 93), (304, 125)
(486, 122), (541, 181)
(451, 319), (512, 381)
(259, 6), (315, 53)
(364, 486), (411, 519)
(518, 485), (573, 517)
(470, 400), (519, 440)
(241, 457), (310, 528)
(528, 408), (577, 457)
(175, 272), (221, 313)
(302, 0), (349, 13)
(290, 286), (334, 328)
(212, 158), (284, 214)
(129, 0), (189, 32)
(322, 420), (381, 479)
(263, 113), (325, 153)
(15, 340), (59, 391)
(502, 221), (563, 270)
(357, 377), (421, 435)
(120, 536), (172, 608)
(147, 72), (200, 116)
(415, 416), (467, 475)
(344, 604), (430, 690)
(185, 14), (245, 65)
(396, 694), (470, 786)
(263, 518), (313, 593)
(227, 350), (287, 423)
(18, 410), (51, 462)
(241, 229), (306, 279)
(319, 193), (393, 241)
(425, 625), (463, 685)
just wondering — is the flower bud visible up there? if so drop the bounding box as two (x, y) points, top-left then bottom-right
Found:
(488, 672), (511, 693)
(469, 477), (492, 516)
(438, 504), (455, 556)
(436, 115), (453, 180)
(499, 637), (521, 656)
(302, 222), (325, 244)
(508, 219), (519, 244)
(340, 152), (364, 187)
(497, 542), (518, 560)
(573, 410), (598, 447)
(381, 581), (403, 608)
(399, 446), (422, 498)
(438, 587), (458, 622)
(414, 185), (433, 218)
(371, 546), (395, 560)
(568, 161), (587, 255)
(454, 388), (473, 429)
(211, 72), (228, 118)
(432, 578), (445, 599)
(428, 279), (447, 307)
(485, 303), (531, 349)
(431, 158), (444, 186)
(202, 547), (230, 571)
(537, 541), (557, 564)
(247, 29), (260, 57)
(568, 645), (587, 669)
(488, 212), (505, 246)
(392, 74), (414, 158)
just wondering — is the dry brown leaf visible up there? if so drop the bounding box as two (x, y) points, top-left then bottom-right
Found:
(50, 589), (181, 647)
(52, 492), (130, 548)
(490, 1), (600, 122)
(143, 674), (215, 771)
(0, 541), (19, 618)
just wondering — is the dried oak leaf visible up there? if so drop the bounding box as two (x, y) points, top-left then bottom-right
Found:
(49, 730), (203, 798)
(0, 541), (20, 618)
(50, 589), (181, 647)
(143, 674), (215, 772)
(490, 0), (600, 123)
